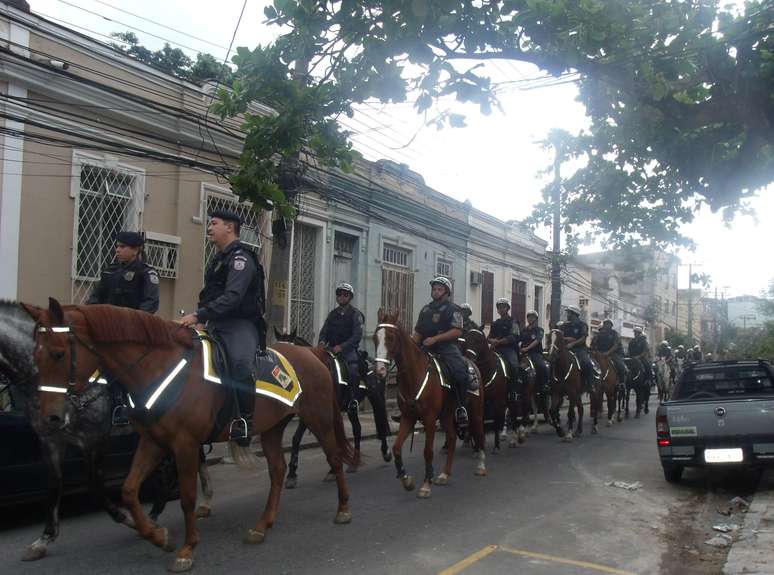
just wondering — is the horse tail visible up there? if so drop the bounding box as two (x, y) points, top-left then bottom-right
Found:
(331, 378), (358, 467)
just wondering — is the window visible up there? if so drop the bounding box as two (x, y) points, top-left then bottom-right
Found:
(383, 244), (410, 268)
(71, 159), (143, 304)
(534, 285), (544, 316)
(144, 232), (181, 279)
(664, 300), (670, 314)
(436, 258), (452, 278)
(203, 186), (262, 270)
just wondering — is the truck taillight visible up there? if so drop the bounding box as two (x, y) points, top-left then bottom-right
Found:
(656, 415), (669, 436)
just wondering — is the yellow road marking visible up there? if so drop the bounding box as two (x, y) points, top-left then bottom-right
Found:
(437, 545), (637, 575)
(499, 546), (637, 575)
(437, 545), (498, 575)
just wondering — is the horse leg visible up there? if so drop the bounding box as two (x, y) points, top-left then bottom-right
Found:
(285, 419), (307, 489)
(470, 395), (487, 476)
(492, 403), (504, 453)
(590, 390), (599, 435)
(549, 392), (565, 438)
(346, 407), (362, 473)
(606, 385), (616, 427)
(87, 439), (145, 528)
(367, 384), (392, 462)
(22, 438), (64, 561)
(195, 446), (214, 518)
(392, 416), (416, 491)
(576, 392), (584, 437)
(438, 408), (457, 483)
(148, 455), (177, 524)
(417, 415), (436, 498)
(121, 434), (174, 554)
(245, 424), (288, 544)
(167, 439), (203, 573)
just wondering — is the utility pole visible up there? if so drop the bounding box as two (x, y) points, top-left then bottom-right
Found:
(687, 263), (693, 343)
(549, 141), (564, 329)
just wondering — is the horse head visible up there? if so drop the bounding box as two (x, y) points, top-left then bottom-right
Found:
(22, 299), (101, 428)
(373, 308), (402, 380)
(460, 328), (489, 362)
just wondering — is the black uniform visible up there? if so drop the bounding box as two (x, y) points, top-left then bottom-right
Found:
(87, 258), (160, 313)
(627, 334), (652, 381)
(318, 303), (364, 399)
(591, 327), (627, 382)
(490, 314), (521, 385)
(415, 297), (469, 405)
(520, 324), (550, 388)
(561, 317), (594, 391)
(197, 240), (265, 416)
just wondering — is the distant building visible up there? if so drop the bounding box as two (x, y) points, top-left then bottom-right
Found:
(727, 295), (769, 329)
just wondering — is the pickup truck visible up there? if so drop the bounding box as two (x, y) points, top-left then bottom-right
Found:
(656, 360), (774, 483)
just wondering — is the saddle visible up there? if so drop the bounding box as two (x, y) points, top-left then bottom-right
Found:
(425, 352), (480, 396)
(324, 350), (367, 392)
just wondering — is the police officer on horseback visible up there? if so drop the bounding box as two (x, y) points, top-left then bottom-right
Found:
(489, 298), (522, 398)
(627, 327), (652, 384)
(179, 209), (266, 445)
(87, 231), (159, 313)
(459, 303), (479, 332)
(560, 306), (595, 393)
(519, 310), (550, 393)
(318, 282), (364, 413)
(590, 318), (627, 383)
(413, 276), (473, 431)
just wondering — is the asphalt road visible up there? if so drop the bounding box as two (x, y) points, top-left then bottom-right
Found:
(0, 398), (763, 575)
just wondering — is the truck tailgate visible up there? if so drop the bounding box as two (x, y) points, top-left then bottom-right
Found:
(666, 398), (774, 440)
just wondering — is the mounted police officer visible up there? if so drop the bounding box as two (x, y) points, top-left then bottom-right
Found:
(318, 282), (364, 413)
(179, 209), (266, 445)
(87, 231), (159, 313)
(519, 310), (549, 392)
(690, 344), (703, 362)
(590, 318), (627, 383)
(413, 276), (473, 432)
(627, 326), (652, 384)
(459, 303), (479, 332)
(488, 297), (521, 398)
(560, 306), (595, 393)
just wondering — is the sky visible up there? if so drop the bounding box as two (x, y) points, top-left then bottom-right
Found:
(28, 0), (774, 299)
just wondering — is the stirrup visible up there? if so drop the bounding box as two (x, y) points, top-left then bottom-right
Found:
(347, 399), (359, 413)
(229, 417), (249, 440)
(455, 406), (469, 424)
(111, 405), (130, 426)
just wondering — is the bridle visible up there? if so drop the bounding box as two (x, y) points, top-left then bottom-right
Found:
(373, 323), (399, 367)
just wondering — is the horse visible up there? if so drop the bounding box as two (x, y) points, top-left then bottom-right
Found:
(623, 357), (650, 418)
(655, 357), (672, 402)
(459, 328), (523, 449)
(520, 353), (551, 434)
(273, 329), (391, 489)
(547, 330), (584, 441)
(23, 299), (355, 573)
(0, 300), (212, 562)
(591, 352), (620, 432)
(373, 309), (486, 499)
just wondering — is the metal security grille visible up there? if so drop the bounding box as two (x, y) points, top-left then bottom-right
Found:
(382, 266), (414, 328)
(290, 223), (317, 343)
(144, 233), (180, 279)
(71, 162), (142, 304)
(436, 258), (452, 278)
(383, 244), (409, 268)
(203, 189), (263, 272)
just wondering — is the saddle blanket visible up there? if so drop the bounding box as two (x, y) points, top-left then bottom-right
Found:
(427, 356), (480, 397)
(197, 330), (302, 407)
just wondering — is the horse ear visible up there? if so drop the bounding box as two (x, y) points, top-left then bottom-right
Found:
(377, 307), (384, 322)
(48, 298), (65, 324)
(20, 302), (44, 322)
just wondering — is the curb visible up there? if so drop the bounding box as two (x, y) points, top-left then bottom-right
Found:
(723, 470), (774, 575)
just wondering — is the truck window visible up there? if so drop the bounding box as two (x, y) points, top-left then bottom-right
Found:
(674, 367), (774, 399)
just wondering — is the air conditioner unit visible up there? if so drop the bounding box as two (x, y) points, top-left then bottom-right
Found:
(470, 271), (482, 286)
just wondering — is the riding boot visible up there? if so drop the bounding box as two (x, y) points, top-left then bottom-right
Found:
(454, 382), (469, 438)
(230, 383), (254, 446)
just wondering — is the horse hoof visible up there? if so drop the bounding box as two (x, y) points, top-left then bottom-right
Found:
(285, 476), (298, 490)
(433, 473), (449, 486)
(517, 434), (526, 445)
(346, 464), (359, 474)
(334, 511), (352, 524)
(382, 451), (393, 463)
(21, 544), (47, 562)
(606, 420), (613, 427)
(159, 528), (176, 553)
(508, 440), (519, 448)
(244, 529), (265, 544)
(401, 475), (415, 491)
(474, 467), (487, 477)
(323, 472), (336, 482)
(195, 505), (211, 519)
(416, 486), (431, 499)
(617, 415), (623, 423)
(592, 426), (598, 435)
(167, 557), (194, 573)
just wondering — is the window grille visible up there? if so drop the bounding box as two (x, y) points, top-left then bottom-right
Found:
(334, 233), (356, 257)
(144, 232), (181, 279)
(71, 161), (142, 304)
(203, 187), (262, 270)
(383, 244), (409, 268)
(436, 258), (452, 278)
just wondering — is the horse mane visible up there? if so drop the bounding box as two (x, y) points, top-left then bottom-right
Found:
(74, 305), (193, 348)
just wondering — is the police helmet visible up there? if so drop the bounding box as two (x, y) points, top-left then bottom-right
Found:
(460, 303), (472, 312)
(677, 345), (685, 350)
(335, 282), (354, 297)
(661, 340), (669, 347)
(566, 305), (581, 317)
(633, 326), (643, 333)
(115, 230), (144, 247)
(430, 276), (452, 293)
(496, 297), (510, 308)
(602, 318), (613, 326)
(527, 310), (539, 319)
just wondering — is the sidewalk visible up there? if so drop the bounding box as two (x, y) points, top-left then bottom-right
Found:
(724, 470), (774, 575)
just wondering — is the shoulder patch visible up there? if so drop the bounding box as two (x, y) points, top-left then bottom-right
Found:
(148, 271), (160, 284)
(233, 259), (246, 271)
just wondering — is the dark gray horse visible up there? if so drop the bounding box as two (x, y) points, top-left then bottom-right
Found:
(0, 301), (213, 561)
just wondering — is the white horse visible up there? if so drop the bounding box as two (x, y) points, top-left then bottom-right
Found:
(655, 357), (672, 402)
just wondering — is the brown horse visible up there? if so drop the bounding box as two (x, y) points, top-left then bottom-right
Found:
(24, 299), (354, 573)
(547, 329), (584, 441)
(460, 328), (523, 449)
(591, 352), (619, 433)
(373, 310), (486, 498)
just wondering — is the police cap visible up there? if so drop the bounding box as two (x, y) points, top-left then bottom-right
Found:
(209, 209), (242, 225)
(115, 231), (144, 247)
